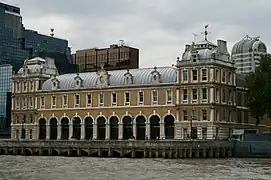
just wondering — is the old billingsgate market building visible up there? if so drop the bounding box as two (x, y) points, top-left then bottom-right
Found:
(10, 32), (271, 141)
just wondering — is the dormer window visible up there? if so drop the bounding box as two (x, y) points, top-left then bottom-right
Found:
(74, 73), (83, 88)
(123, 69), (133, 85)
(96, 65), (110, 88)
(192, 55), (197, 62)
(51, 76), (59, 90)
(151, 66), (161, 84)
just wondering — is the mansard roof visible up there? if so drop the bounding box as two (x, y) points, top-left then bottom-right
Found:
(41, 66), (178, 91)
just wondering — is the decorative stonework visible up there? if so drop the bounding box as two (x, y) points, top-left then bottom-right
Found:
(151, 66), (161, 84)
(96, 64), (110, 88)
(123, 69), (133, 85)
(74, 73), (83, 88)
(51, 75), (59, 90)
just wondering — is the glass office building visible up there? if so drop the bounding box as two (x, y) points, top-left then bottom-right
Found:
(0, 2), (76, 137)
(0, 64), (12, 138)
(0, 2), (72, 72)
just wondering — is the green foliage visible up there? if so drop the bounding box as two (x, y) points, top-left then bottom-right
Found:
(245, 54), (271, 125)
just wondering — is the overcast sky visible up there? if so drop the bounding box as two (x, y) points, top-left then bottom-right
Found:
(2, 0), (270, 67)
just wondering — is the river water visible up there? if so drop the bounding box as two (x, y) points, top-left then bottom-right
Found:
(0, 156), (270, 180)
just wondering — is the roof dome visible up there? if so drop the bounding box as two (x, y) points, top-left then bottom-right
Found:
(231, 35), (267, 55)
(41, 66), (178, 91)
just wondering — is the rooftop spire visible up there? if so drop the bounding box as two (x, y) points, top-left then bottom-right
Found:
(202, 25), (209, 40)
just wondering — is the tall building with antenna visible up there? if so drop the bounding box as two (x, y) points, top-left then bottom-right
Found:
(231, 35), (267, 74)
(72, 40), (139, 72)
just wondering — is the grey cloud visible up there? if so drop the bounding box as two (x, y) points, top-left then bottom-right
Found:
(2, 0), (271, 67)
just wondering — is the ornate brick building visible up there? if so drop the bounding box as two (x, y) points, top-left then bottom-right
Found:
(10, 32), (271, 141)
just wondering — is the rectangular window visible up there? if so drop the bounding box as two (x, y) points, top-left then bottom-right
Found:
(228, 90), (232, 104)
(201, 69), (207, 81)
(30, 97), (34, 107)
(99, 93), (104, 106)
(17, 82), (20, 92)
(216, 69), (219, 82)
(182, 70), (188, 82)
(138, 91), (144, 105)
(52, 96), (56, 107)
(86, 93), (92, 105)
(202, 88), (207, 100)
(191, 110), (197, 120)
(228, 110), (232, 122)
(75, 94), (80, 106)
(222, 89), (226, 102)
(22, 97), (26, 108)
(30, 81), (34, 91)
(202, 109), (207, 121)
(40, 96), (45, 108)
(111, 92), (117, 105)
(222, 71), (226, 82)
(183, 89), (188, 101)
(192, 89), (197, 100)
(152, 90), (158, 104)
(23, 82), (27, 91)
(166, 89), (172, 104)
(125, 92), (130, 105)
(183, 110), (188, 121)
(63, 95), (68, 107)
(16, 97), (20, 109)
(216, 88), (220, 102)
(192, 69), (197, 81)
(228, 72), (232, 84)
(216, 109), (220, 121)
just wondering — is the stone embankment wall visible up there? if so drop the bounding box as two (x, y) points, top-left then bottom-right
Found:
(0, 140), (234, 158)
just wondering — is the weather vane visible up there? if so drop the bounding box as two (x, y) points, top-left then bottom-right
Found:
(201, 25), (210, 40)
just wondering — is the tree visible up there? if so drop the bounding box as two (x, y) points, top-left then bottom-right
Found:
(245, 54), (271, 125)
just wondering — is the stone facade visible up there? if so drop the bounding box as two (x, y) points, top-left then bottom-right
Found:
(11, 35), (271, 141)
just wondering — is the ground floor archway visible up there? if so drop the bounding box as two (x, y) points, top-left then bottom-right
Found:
(61, 117), (69, 140)
(109, 116), (119, 140)
(97, 117), (106, 140)
(150, 115), (160, 140)
(136, 116), (146, 140)
(123, 116), (133, 140)
(72, 117), (81, 140)
(85, 117), (93, 140)
(164, 115), (175, 139)
(50, 118), (58, 140)
(39, 118), (46, 140)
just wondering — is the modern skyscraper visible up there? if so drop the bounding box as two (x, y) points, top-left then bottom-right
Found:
(231, 35), (267, 74)
(72, 42), (139, 72)
(0, 2), (76, 137)
(0, 64), (12, 138)
(0, 2), (73, 72)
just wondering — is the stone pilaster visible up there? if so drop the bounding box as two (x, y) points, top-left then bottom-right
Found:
(46, 124), (50, 140)
(93, 124), (97, 139)
(105, 124), (110, 140)
(146, 122), (150, 139)
(80, 123), (85, 140)
(160, 123), (165, 139)
(133, 123), (137, 139)
(69, 124), (73, 140)
(57, 124), (61, 140)
(118, 123), (123, 140)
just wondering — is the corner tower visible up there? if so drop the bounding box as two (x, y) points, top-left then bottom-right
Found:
(175, 25), (236, 139)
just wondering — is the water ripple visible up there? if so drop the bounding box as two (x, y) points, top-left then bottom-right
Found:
(0, 156), (270, 180)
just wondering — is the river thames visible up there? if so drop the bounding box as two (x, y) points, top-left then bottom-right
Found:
(0, 156), (270, 180)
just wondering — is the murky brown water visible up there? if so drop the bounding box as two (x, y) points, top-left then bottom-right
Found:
(0, 156), (270, 180)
